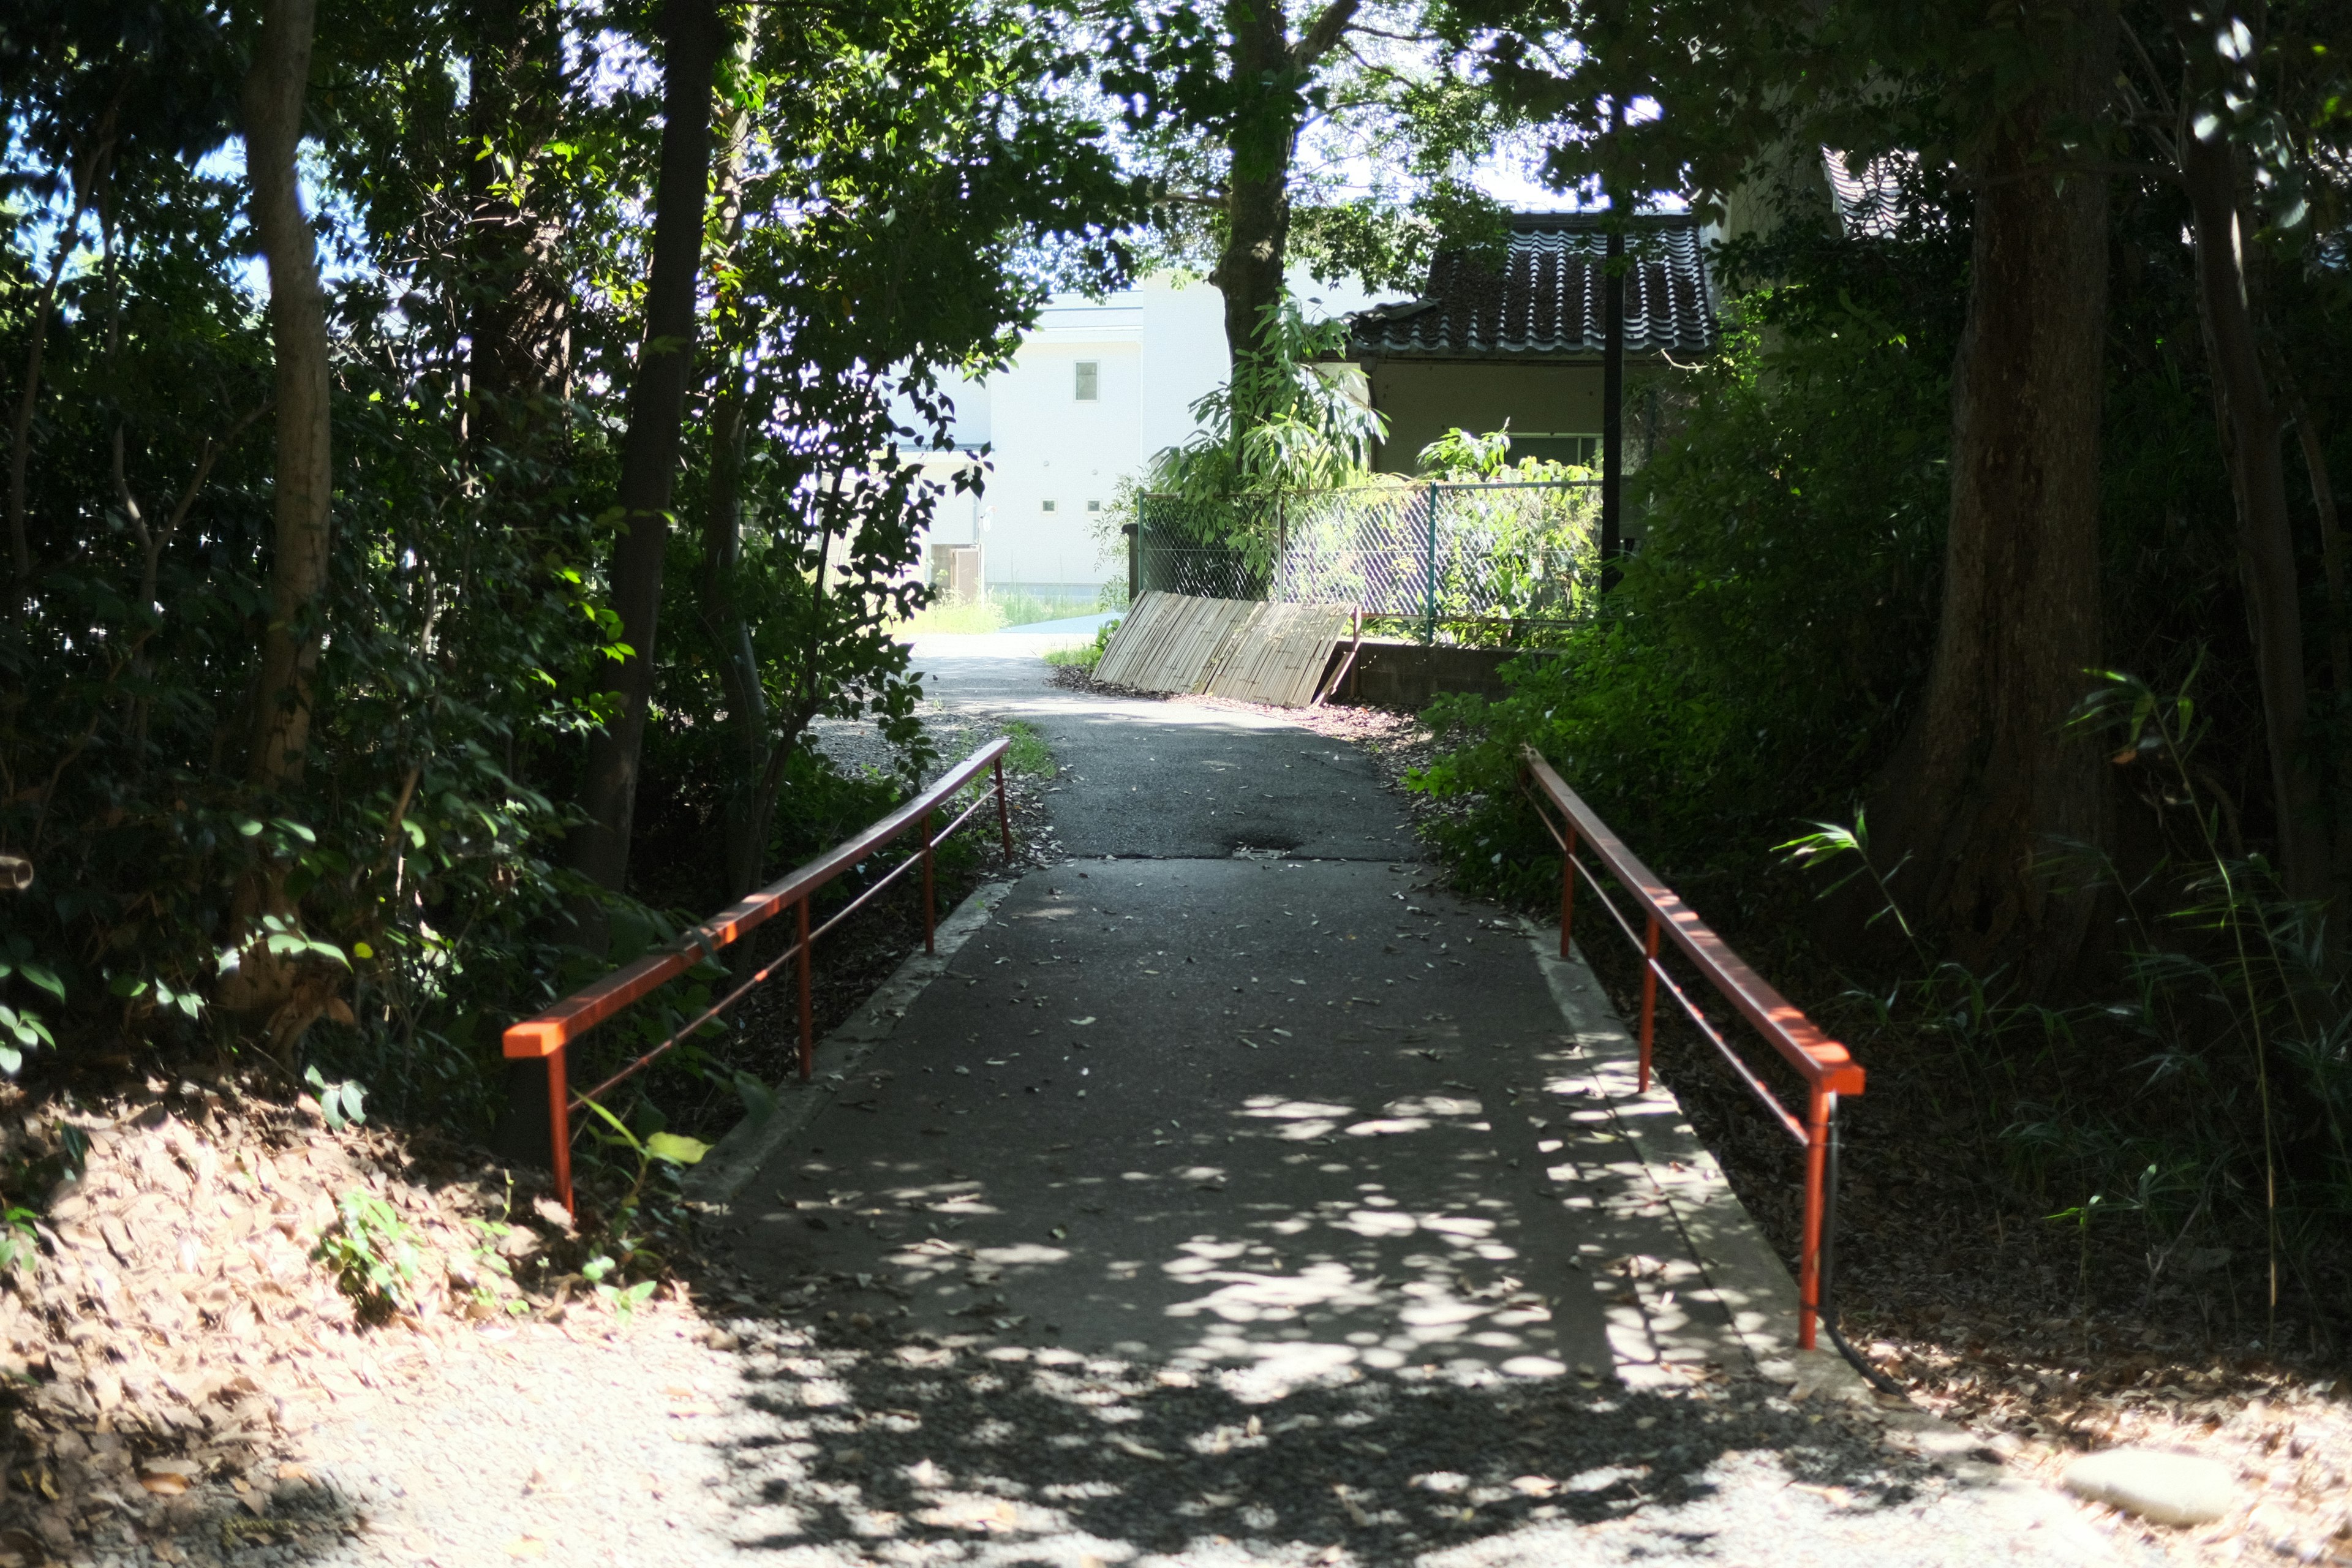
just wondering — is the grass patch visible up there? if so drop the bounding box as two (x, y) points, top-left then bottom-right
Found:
(1043, 618), (1120, 671)
(895, 597), (1007, 635)
(1001, 720), (1054, 777)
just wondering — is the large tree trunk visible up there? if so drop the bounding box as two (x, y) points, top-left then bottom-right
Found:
(2167, 9), (2327, 907)
(243, 0), (332, 789)
(569, 0), (724, 899)
(1213, 0), (1297, 447)
(1874, 2), (2116, 977)
(1208, 0), (1355, 450)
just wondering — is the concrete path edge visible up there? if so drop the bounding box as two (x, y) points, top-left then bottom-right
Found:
(685, 878), (1017, 1208)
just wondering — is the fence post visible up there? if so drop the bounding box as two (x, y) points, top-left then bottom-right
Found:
(1123, 522), (1139, 601)
(546, 1046), (573, 1214)
(993, 758), (1013, 856)
(1559, 826), (1578, 959)
(1638, 913), (1659, 1093)
(796, 896), (814, 1081)
(1817, 1097), (1842, 1355)
(1799, 1088), (1833, 1351)
(1276, 491), (1288, 598)
(921, 809), (937, 954)
(1422, 487), (1439, 646)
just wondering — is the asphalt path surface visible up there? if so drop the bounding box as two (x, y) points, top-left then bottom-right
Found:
(729, 858), (1614, 1386)
(901, 633), (1418, 862)
(704, 635), (2132, 1567)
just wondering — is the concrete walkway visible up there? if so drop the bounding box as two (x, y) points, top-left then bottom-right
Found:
(704, 636), (2132, 1566)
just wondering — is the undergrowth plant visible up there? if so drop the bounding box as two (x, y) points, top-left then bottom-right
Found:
(1779, 663), (2352, 1341)
(314, 1190), (423, 1323)
(578, 1098), (710, 1313)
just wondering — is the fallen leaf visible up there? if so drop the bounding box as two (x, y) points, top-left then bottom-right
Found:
(1110, 1436), (1171, 1461)
(1068, 1017), (1096, 1026)
(137, 1472), (189, 1496)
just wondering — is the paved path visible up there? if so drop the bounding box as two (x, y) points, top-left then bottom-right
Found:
(695, 635), (2136, 1567)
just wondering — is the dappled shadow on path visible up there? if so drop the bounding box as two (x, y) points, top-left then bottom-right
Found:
(706, 1313), (1942, 1567)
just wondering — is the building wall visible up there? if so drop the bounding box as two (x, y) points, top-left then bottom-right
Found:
(911, 273), (1395, 596)
(1368, 360), (1605, 473)
(1366, 359), (1683, 477)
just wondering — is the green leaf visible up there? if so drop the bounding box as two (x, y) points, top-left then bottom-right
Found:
(646, 1131), (712, 1166)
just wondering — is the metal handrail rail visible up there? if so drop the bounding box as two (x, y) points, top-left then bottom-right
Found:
(505, 737), (1014, 1210)
(1518, 744), (1863, 1351)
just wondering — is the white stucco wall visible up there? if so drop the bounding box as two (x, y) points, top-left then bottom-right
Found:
(900, 271), (1399, 597)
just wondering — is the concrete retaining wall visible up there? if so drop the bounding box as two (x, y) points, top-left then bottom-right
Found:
(1325, 639), (1550, 709)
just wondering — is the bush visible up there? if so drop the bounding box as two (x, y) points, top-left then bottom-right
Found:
(1409, 293), (1950, 903)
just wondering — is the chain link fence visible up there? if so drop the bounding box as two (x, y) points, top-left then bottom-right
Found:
(1136, 480), (1600, 643)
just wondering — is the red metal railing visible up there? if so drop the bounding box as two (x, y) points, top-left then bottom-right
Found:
(1519, 745), (1863, 1351)
(505, 738), (1014, 1210)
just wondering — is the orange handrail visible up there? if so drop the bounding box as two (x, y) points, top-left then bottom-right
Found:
(1519, 744), (1862, 1351)
(505, 738), (1014, 1210)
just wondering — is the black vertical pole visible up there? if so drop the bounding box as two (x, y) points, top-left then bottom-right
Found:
(1600, 221), (1625, 588)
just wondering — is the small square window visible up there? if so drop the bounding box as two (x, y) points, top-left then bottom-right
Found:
(1086, 499), (1102, 513)
(1041, 498), (1058, 513)
(1074, 361), (1099, 401)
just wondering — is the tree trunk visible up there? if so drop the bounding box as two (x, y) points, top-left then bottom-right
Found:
(700, 384), (771, 896)
(1874, 2), (2116, 977)
(465, 0), (573, 458)
(220, 0), (346, 1060)
(1212, 0), (1304, 449)
(2169, 47), (2327, 906)
(570, 0), (725, 899)
(243, 0), (332, 790)
(698, 13), (771, 898)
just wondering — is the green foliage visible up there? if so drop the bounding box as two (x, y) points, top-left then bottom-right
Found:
(0, 1206), (39, 1281)
(1147, 297), (1385, 499)
(576, 1096), (709, 1302)
(314, 1191), (423, 1322)
(1001, 721), (1055, 775)
(1409, 292), (1950, 897)
(1043, 620), (1119, 671)
(0, 938), (66, 1074)
(0, 0), (1134, 1136)
(1096, 0), (1517, 291)
(303, 1065), (368, 1133)
(1780, 663), (2352, 1322)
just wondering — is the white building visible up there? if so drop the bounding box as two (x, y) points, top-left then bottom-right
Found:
(908, 271), (1396, 607)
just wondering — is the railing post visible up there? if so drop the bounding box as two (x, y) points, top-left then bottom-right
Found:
(546, 1046), (573, 1215)
(1559, 824), (1578, 959)
(1422, 487), (1439, 646)
(1799, 1088), (1833, 1351)
(796, 895), (814, 1082)
(921, 808), (937, 955)
(993, 758), (1012, 856)
(1638, 913), (1659, 1093)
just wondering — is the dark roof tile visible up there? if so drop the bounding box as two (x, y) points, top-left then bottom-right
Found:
(1348, 213), (1716, 360)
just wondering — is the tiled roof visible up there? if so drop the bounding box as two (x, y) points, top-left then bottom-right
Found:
(1347, 213), (1716, 361)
